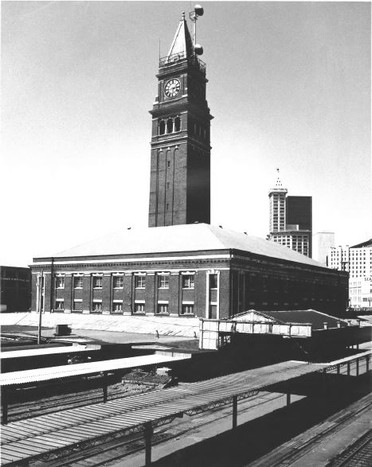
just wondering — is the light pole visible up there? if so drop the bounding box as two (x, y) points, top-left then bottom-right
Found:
(37, 271), (44, 344)
(189, 4), (204, 54)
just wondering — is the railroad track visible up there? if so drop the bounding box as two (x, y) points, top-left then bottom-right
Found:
(31, 392), (285, 467)
(6, 360), (365, 423)
(249, 393), (372, 467)
(327, 429), (372, 467)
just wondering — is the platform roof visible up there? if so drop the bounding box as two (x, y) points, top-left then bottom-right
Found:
(2, 353), (370, 465)
(0, 344), (100, 360)
(0, 353), (191, 387)
(254, 309), (348, 330)
(35, 224), (323, 268)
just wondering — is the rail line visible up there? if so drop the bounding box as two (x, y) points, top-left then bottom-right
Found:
(32, 392), (285, 467)
(2, 354), (370, 467)
(327, 429), (372, 467)
(249, 392), (372, 467)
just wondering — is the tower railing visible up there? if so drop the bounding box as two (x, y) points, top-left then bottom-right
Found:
(159, 53), (206, 74)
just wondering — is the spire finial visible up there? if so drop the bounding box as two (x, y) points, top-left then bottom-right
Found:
(275, 168), (282, 187)
(182, 11), (185, 20)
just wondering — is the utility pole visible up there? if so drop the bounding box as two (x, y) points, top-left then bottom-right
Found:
(37, 271), (43, 344)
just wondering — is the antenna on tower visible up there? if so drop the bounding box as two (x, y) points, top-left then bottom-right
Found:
(189, 4), (204, 55)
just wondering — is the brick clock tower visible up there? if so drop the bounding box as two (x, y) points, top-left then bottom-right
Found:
(148, 9), (212, 227)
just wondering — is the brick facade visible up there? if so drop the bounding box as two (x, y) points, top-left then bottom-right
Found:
(148, 18), (211, 227)
(31, 247), (349, 319)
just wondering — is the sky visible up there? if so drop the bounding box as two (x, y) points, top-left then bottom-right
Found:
(1, 1), (371, 267)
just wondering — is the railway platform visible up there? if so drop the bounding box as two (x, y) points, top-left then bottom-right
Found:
(1, 351), (370, 466)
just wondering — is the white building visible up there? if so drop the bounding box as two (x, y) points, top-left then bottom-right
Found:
(349, 277), (372, 309)
(349, 239), (372, 279)
(328, 239), (372, 309)
(313, 232), (335, 266)
(268, 170), (287, 233)
(328, 245), (350, 272)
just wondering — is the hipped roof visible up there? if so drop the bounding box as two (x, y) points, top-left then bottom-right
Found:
(41, 224), (323, 268)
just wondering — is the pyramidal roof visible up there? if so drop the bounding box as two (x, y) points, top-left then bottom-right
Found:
(166, 13), (194, 60)
(46, 224), (322, 268)
(269, 169), (288, 194)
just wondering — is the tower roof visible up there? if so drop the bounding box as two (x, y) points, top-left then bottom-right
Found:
(269, 168), (288, 195)
(166, 13), (194, 60)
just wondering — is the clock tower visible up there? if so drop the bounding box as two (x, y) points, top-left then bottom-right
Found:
(148, 10), (212, 227)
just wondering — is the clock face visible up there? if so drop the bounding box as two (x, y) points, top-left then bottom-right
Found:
(164, 79), (181, 98)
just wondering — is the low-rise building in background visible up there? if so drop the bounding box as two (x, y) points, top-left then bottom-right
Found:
(0, 266), (31, 312)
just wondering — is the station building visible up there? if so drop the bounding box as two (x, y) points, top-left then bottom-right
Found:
(30, 224), (348, 319)
(30, 11), (348, 321)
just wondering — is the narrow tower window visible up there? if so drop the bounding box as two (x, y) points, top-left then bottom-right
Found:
(167, 118), (173, 133)
(159, 120), (165, 135)
(174, 116), (181, 132)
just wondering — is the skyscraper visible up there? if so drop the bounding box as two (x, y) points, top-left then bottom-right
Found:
(268, 170), (288, 233)
(148, 12), (212, 227)
(268, 171), (312, 257)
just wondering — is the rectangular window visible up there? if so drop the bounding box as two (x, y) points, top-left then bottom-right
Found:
(182, 274), (195, 289)
(112, 301), (123, 313)
(134, 303), (145, 314)
(209, 304), (217, 319)
(134, 275), (146, 289)
(56, 276), (65, 289)
(55, 299), (64, 310)
(181, 304), (194, 315)
(158, 274), (169, 289)
(92, 301), (102, 313)
(157, 303), (169, 314)
(209, 274), (218, 289)
(113, 276), (124, 288)
(73, 300), (83, 312)
(93, 276), (103, 289)
(73, 276), (83, 288)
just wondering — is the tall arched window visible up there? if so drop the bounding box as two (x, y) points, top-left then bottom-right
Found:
(174, 116), (181, 132)
(159, 120), (165, 135)
(167, 118), (173, 133)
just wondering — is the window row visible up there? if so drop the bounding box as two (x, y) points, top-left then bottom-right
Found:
(158, 116), (181, 135)
(55, 299), (194, 315)
(55, 274), (196, 290)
